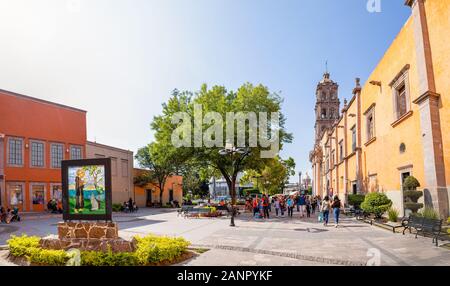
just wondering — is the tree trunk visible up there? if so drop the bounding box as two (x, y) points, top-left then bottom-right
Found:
(159, 182), (164, 207)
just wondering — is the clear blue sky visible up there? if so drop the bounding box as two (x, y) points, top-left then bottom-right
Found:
(0, 0), (411, 182)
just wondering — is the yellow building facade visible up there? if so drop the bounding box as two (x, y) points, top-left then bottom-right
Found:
(310, 0), (450, 218)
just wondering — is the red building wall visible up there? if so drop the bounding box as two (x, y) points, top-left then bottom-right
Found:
(0, 89), (86, 212)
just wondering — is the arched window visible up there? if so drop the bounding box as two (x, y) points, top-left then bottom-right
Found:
(321, 108), (327, 119)
(330, 108), (335, 119)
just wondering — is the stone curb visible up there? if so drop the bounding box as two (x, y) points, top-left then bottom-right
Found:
(190, 244), (366, 266)
(0, 245), (8, 250)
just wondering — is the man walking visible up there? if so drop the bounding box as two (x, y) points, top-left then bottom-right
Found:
(262, 194), (270, 219)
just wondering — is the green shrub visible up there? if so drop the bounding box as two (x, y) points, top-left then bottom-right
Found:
(403, 176), (420, 190)
(418, 207), (439, 220)
(348, 194), (365, 208)
(134, 235), (190, 265)
(447, 217), (450, 224)
(360, 192), (392, 218)
(7, 235), (41, 257)
(387, 207), (399, 222)
(204, 206), (217, 213)
(403, 187), (424, 213)
(403, 190), (423, 202)
(112, 203), (124, 212)
(81, 249), (139, 266)
(7, 235), (69, 265)
(28, 248), (69, 266)
(404, 202), (424, 213)
(8, 234), (190, 266)
(242, 188), (260, 196)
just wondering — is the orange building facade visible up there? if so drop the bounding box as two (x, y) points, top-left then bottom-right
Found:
(310, 0), (450, 218)
(0, 90), (86, 212)
(133, 168), (183, 207)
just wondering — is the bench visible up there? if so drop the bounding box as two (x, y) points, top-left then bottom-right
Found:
(185, 207), (211, 218)
(402, 215), (443, 246)
(177, 206), (194, 217)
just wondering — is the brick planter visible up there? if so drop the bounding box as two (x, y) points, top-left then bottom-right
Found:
(40, 221), (135, 253)
(57, 222), (118, 239)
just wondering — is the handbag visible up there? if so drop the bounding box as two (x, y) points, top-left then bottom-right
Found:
(318, 212), (323, 222)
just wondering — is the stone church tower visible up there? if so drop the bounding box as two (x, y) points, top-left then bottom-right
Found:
(314, 72), (340, 143)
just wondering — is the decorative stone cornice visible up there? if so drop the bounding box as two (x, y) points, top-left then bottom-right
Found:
(412, 90), (440, 105)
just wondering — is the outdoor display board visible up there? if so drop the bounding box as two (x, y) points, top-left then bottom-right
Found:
(62, 158), (112, 221)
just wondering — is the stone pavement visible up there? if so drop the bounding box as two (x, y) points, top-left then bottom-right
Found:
(1, 208), (449, 266)
(180, 248), (331, 266)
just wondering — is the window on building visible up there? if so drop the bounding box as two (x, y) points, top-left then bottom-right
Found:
(391, 66), (411, 121)
(121, 159), (129, 177)
(365, 106), (375, 141)
(321, 108), (327, 119)
(399, 143), (406, 154)
(70, 146), (83, 160)
(50, 143), (64, 168)
(330, 108), (335, 119)
(339, 140), (344, 162)
(397, 84), (407, 117)
(30, 140), (45, 167)
(351, 126), (356, 152)
(8, 138), (23, 166)
(8, 183), (24, 208)
(169, 189), (174, 202)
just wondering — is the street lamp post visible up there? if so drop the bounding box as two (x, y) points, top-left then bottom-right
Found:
(219, 143), (251, 227)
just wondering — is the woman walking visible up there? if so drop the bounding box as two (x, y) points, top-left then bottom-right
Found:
(274, 197), (281, 217)
(320, 196), (331, 226)
(311, 196), (317, 215)
(252, 198), (259, 217)
(332, 195), (342, 227)
(287, 196), (294, 218)
(316, 195), (322, 213)
(280, 197), (286, 217)
(305, 196), (311, 218)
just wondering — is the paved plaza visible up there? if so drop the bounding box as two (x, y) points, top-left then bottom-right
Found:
(1, 208), (449, 266)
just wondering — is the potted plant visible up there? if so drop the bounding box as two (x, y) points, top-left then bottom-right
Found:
(403, 176), (423, 214)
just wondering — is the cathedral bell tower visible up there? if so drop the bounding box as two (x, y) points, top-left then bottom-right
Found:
(314, 72), (340, 143)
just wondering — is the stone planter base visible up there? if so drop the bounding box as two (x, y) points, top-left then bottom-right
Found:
(40, 237), (136, 253)
(39, 221), (135, 253)
(57, 222), (118, 239)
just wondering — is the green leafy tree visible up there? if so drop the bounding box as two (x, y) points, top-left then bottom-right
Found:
(240, 156), (296, 195)
(403, 176), (423, 213)
(135, 142), (186, 205)
(150, 84), (292, 226)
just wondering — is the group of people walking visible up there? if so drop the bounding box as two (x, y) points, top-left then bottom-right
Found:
(247, 193), (343, 227)
(319, 195), (342, 227)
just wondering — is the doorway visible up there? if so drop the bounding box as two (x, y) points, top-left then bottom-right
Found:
(352, 182), (357, 195)
(169, 189), (174, 202)
(401, 171), (411, 216)
(146, 189), (152, 207)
